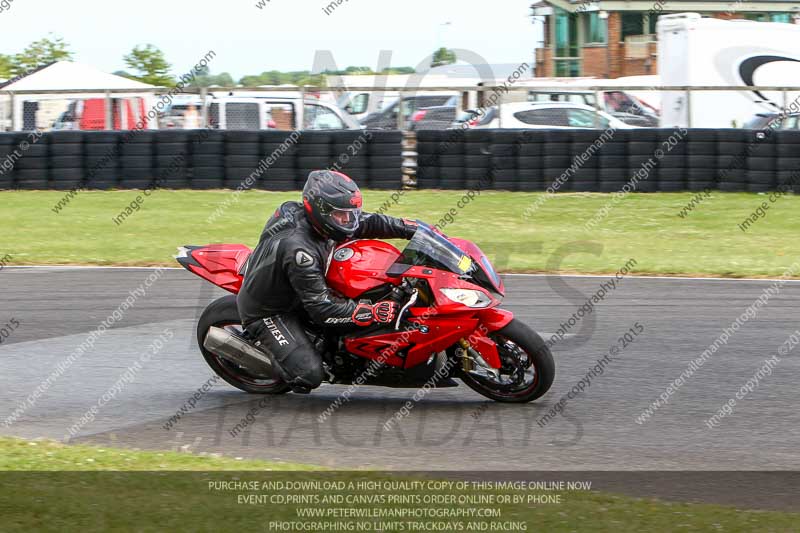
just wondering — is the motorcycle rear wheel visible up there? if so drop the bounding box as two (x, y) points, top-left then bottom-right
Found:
(197, 295), (290, 394)
(459, 318), (555, 403)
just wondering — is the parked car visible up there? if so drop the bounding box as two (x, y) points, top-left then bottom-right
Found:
(527, 89), (659, 127)
(462, 102), (635, 130)
(207, 96), (360, 130)
(408, 104), (458, 130)
(360, 93), (458, 129)
(743, 112), (800, 130)
(450, 107), (498, 129)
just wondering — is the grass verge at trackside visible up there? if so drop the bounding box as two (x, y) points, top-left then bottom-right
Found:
(1, 438), (798, 532)
(1, 190), (799, 277)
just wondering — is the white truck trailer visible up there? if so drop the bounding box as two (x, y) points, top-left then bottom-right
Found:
(658, 13), (800, 128)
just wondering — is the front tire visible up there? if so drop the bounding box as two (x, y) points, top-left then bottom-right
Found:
(197, 294), (289, 395)
(459, 318), (555, 403)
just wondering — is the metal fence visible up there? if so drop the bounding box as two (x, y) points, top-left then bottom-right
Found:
(2, 84), (799, 132)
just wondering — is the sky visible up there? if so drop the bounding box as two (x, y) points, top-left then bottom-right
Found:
(0, 0), (539, 80)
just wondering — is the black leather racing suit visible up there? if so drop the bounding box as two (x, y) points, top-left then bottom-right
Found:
(237, 201), (415, 390)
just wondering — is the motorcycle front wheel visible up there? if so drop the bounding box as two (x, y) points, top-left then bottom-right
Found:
(459, 318), (555, 403)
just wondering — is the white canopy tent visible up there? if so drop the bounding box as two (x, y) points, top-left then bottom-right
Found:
(0, 61), (159, 130)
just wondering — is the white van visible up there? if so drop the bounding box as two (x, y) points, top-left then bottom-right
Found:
(208, 96), (361, 130)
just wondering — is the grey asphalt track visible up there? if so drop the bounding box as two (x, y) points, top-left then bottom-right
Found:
(2, 267), (800, 508)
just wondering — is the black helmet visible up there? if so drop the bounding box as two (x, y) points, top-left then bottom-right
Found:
(302, 170), (362, 241)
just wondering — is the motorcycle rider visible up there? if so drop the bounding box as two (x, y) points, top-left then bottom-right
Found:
(237, 169), (417, 393)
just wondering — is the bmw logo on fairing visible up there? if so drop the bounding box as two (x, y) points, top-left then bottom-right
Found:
(333, 247), (355, 261)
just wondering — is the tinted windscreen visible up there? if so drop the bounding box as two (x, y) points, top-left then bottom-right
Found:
(391, 223), (474, 275)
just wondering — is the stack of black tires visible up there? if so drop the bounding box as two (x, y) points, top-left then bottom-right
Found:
(542, 130), (578, 192)
(491, 131), (523, 191)
(330, 131), (370, 185)
(367, 130), (403, 189)
(48, 132), (84, 191)
(653, 128), (684, 192)
(190, 129), (224, 189)
(415, 129), (466, 189)
(296, 131), (332, 188)
(84, 131), (120, 190)
(259, 130), (298, 191)
(2, 132), (49, 190)
(683, 129), (716, 192)
(514, 131), (544, 191)
(774, 130), (800, 194)
(153, 130), (191, 189)
(224, 131), (261, 190)
(415, 128), (800, 193)
(716, 129), (748, 193)
(0, 135), (17, 190)
(618, 129), (655, 193)
(118, 131), (154, 190)
(743, 129), (776, 193)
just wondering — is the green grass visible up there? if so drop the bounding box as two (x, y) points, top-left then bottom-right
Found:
(0, 436), (315, 471)
(1, 437), (798, 532)
(1, 189), (799, 277)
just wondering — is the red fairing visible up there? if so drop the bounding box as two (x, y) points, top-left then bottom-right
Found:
(326, 240), (402, 299)
(476, 308), (514, 332)
(178, 244), (251, 294)
(181, 231), (514, 373)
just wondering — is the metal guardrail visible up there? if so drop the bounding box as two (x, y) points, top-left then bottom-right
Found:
(3, 84), (800, 130)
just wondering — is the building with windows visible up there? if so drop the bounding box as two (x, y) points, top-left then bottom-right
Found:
(530, 1), (800, 77)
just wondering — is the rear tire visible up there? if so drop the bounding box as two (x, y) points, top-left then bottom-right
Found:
(197, 294), (289, 394)
(460, 319), (555, 403)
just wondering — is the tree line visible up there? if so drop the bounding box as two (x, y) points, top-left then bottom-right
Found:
(0, 35), (439, 88)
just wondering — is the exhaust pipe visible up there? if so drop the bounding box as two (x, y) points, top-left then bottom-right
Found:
(203, 326), (278, 379)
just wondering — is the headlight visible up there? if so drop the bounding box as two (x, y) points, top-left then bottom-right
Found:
(440, 288), (492, 308)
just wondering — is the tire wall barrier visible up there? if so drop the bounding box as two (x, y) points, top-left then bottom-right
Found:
(0, 130), (403, 191)
(416, 128), (800, 193)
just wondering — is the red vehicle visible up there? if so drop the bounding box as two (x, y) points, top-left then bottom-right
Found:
(53, 98), (148, 130)
(177, 222), (554, 402)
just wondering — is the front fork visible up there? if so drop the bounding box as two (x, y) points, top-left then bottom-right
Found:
(457, 307), (514, 373)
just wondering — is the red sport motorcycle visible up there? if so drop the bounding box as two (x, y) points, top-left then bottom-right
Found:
(177, 222), (554, 402)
